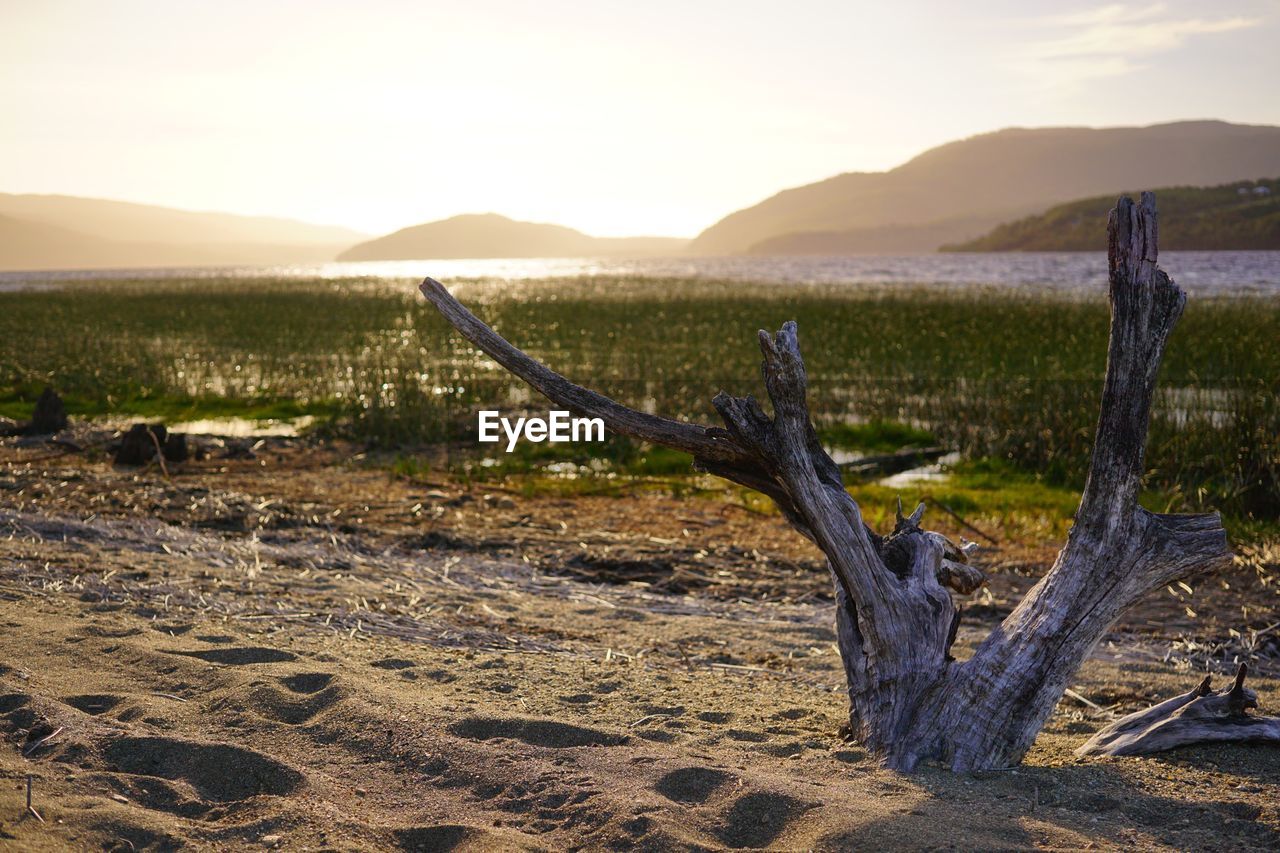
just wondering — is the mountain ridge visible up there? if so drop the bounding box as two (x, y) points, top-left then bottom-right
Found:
(0, 193), (369, 271)
(10, 119), (1280, 270)
(692, 120), (1280, 255)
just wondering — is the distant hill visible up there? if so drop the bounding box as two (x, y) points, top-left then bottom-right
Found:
(745, 217), (993, 256)
(0, 194), (368, 271)
(0, 214), (115, 270)
(943, 179), (1280, 252)
(337, 213), (688, 260)
(690, 121), (1280, 255)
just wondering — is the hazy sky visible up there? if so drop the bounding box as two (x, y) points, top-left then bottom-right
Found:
(3, 1), (1278, 237)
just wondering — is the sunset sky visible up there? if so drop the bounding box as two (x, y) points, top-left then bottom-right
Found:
(3, 0), (1278, 237)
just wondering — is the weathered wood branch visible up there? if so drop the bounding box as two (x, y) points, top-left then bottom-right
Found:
(1077, 664), (1280, 756)
(419, 277), (743, 464)
(421, 278), (813, 524)
(418, 192), (1234, 772)
(1078, 193), (1188, 540)
(920, 194), (1233, 770)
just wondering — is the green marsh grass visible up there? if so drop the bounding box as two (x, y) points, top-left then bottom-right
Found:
(1, 276), (1275, 519)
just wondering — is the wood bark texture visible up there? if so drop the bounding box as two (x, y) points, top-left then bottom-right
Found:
(418, 193), (1234, 771)
(1077, 664), (1280, 756)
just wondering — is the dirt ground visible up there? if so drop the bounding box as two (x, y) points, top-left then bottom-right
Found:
(0, 429), (1278, 851)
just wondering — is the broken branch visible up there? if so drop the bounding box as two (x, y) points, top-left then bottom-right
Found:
(1077, 664), (1280, 756)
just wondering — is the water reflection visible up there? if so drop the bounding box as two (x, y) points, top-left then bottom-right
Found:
(5, 251), (1280, 296)
(170, 416), (314, 437)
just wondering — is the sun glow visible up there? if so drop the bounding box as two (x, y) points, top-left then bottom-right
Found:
(2, 0), (1277, 238)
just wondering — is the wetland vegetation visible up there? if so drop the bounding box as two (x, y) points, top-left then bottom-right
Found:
(1, 275), (1275, 524)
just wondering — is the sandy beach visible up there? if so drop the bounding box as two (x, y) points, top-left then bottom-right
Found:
(0, 430), (1276, 851)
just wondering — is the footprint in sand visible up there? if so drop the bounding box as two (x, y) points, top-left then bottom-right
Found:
(635, 729), (678, 743)
(772, 708), (811, 721)
(421, 668), (457, 683)
(450, 716), (627, 748)
(103, 736), (303, 801)
(0, 692), (31, 713)
(393, 824), (531, 852)
(167, 647), (297, 665)
(0, 694), (38, 735)
(726, 729), (769, 743)
(370, 657), (416, 670)
(89, 771), (211, 818)
(86, 815), (184, 852)
(394, 824), (473, 851)
(655, 767), (735, 804)
(279, 672), (334, 694)
(697, 711), (733, 723)
(250, 675), (346, 724)
(714, 791), (816, 849)
(64, 694), (125, 715)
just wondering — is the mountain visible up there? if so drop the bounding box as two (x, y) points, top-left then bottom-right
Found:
(943, 179), (1280, 252)
(0, 194), (368, 271)
(690, 121), (1280, 255)
(745, 218), (993, 256)
(337, 213), (688, 260)
(0, 214), (115, 269)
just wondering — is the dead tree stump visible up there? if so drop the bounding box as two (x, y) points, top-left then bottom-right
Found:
(116, 423), (188, 466)
(25, 387), (68, 434)
(418, 193), (1234, 770)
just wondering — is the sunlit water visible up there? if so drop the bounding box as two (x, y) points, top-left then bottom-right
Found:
(4, 251), (1280, 295)
(170, 416), (315, 437)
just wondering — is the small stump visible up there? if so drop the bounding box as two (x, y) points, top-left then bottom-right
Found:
(115, 423), (189, 466)
(26, 387), (68, 434)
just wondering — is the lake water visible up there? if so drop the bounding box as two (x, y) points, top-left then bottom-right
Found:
(3, 251), (1280, 296)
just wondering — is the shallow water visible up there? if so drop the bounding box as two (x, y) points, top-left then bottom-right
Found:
(170, 416), (314, 437)
(878, 452), (963, 488)
(4, 251), (1280, 296)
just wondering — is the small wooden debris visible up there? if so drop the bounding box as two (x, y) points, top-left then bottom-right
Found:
(23, 726), (64, 756)
(1077, 663), (1280, 756)
(1063, 688), (1108, 715)
(26, 774), (44, 823)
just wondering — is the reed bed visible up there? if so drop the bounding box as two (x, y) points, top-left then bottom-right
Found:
(1, 276), (1275, 517)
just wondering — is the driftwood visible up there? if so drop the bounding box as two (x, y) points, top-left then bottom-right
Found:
(418, 193), (1234, 771)
(1078, 664), (1280, 756)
